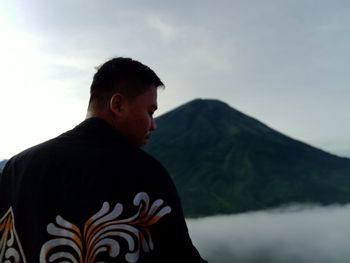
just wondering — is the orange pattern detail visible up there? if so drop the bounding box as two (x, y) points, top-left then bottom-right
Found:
(40, 192), (171, 263)
(0, 207), (27, 263)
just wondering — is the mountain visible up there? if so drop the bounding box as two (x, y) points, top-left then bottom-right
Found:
(0, 160), (7, 178)
(0, 160), (7, 171)
(144, 99), (350, 217)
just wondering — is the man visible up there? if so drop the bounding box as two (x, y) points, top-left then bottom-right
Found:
(0, 57), (207, 262)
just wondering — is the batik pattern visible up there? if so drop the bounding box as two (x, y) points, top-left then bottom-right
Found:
(40, 192), (172, 263)
(0, 207), (27, 263)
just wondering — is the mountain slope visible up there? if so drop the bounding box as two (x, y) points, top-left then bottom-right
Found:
(0, 160), (7, 172)
(144, 99), (350, 217)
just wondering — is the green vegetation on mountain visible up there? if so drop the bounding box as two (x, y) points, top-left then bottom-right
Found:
(144, 99), (350, 217)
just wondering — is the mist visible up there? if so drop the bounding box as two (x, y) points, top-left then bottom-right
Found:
(187, 204), (350, 263)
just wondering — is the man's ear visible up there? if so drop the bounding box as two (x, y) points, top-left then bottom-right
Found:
(109, 93), (125, 116)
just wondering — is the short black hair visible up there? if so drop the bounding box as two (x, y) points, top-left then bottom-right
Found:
(88, 57), (164, 109)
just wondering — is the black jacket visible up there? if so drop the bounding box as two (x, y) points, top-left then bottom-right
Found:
(0, 118), (207, 263)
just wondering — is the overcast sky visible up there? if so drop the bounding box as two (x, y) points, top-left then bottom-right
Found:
(0, 0), (349, 159)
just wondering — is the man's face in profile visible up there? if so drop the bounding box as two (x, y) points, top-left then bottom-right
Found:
(118, 86), (158, 147)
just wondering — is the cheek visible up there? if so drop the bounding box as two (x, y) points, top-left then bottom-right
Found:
(145, 115), (153, 129)
(134, 114), (151, 131)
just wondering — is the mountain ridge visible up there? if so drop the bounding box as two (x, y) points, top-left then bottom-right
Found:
(161, 98), (349, 160)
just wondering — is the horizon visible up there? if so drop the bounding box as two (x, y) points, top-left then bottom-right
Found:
(1, 97), (350, 160)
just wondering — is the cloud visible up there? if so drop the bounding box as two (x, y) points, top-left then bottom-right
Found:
(187, 204), (350, 263)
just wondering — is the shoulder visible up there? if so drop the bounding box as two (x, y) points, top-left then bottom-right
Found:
(119, 147), (171, 188)
(5, 136), (60, 169)
(136, 148), (166, 170)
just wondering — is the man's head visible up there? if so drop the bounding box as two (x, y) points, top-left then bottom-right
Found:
(87, 57), (164, 147)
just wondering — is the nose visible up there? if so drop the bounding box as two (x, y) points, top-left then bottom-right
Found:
(151, 118), (157, 131)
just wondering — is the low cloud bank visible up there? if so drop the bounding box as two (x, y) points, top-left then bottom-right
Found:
(187, 204), (350, 263)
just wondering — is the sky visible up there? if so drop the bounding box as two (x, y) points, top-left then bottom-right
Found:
(187, 204), (350, 263)
(0, 0), (349, 159)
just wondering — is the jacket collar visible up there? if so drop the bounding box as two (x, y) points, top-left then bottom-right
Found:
(72, 117), (130, 146)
